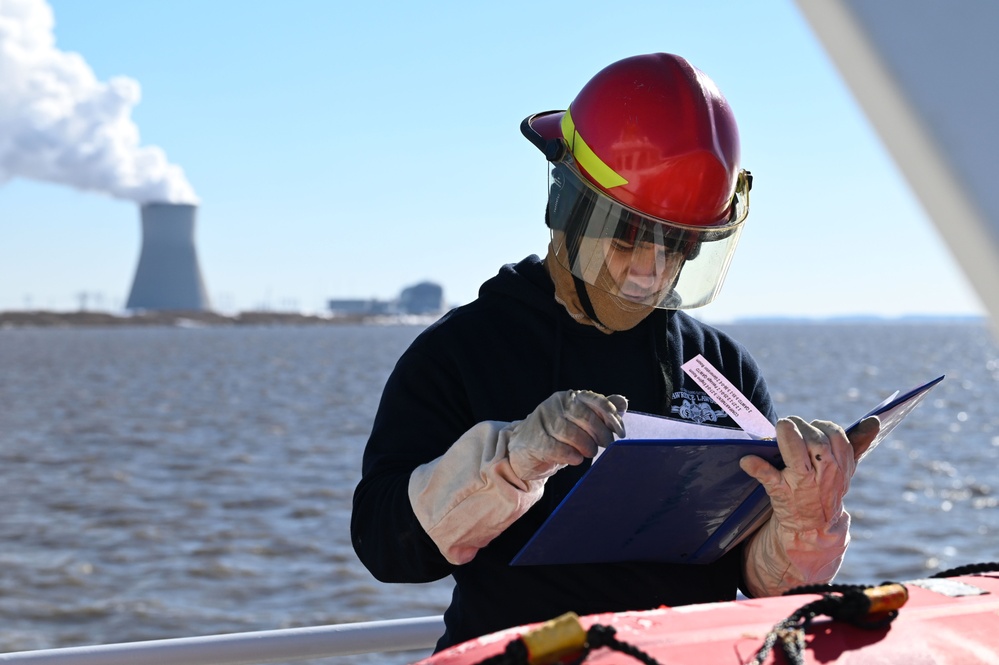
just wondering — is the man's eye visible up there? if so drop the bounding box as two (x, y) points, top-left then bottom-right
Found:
(610, 240), (635, 252)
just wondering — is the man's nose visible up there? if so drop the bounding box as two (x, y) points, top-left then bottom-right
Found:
(629, 245), (663, 275)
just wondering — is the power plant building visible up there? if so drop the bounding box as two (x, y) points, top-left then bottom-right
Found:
(126, 203), (210, 311)
(328, 281), (445, 317)
(397, 282), (445, 315)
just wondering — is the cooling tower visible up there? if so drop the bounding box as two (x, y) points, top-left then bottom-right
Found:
(125, 203), (210, 311)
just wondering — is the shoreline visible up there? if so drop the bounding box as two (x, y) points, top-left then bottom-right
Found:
(0, 310), (439, 329)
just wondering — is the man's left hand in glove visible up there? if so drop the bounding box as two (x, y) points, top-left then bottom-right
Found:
(739, 415), (880, 596)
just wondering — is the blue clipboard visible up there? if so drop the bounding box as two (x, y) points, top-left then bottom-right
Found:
(510, 375), (944, 566)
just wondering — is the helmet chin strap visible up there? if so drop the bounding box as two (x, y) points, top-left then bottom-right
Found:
(572, 273), (604, 327)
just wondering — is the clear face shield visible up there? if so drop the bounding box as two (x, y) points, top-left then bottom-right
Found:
(548, 161), (750, 310)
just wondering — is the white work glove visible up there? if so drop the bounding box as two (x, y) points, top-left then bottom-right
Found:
(740, 415), (880, 596)
(408, 389), (628, 565)
(508, 390), (628, 481)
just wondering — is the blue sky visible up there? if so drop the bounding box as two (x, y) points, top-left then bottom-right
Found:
(0, 0), (985, 322)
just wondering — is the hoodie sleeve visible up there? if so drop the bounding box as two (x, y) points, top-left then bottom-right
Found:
(351, 260), (564, 584)
(350, 342), (467, 583)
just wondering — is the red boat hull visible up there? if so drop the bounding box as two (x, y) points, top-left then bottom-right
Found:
(416, 574), (999, 664)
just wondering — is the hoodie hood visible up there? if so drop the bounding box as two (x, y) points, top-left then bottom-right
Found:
(475, 254), (566, 320)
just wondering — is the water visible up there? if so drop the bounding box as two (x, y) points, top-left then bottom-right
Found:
(1, 320), (998, 663)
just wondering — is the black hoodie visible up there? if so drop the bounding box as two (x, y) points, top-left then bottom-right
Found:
(351, 254), (777, 651)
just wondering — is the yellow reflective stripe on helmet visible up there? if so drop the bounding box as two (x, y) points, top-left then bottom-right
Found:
(561, 108), (629, 189)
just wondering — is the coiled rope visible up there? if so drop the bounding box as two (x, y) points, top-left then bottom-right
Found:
(745, 582), (909, 665)
(471, 612), (664, 665)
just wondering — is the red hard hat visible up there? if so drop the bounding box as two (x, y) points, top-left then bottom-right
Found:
(523, 53), (744, 227)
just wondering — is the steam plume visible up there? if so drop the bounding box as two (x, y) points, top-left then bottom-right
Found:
(0, 0), (197, 204)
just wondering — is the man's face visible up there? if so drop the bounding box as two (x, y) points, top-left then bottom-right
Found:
(549, 162), (748, 310)
(598, 236), (686, 303)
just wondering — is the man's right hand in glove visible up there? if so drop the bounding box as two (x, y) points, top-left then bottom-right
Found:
(508, 390), (628, 481)
(408, 389), (627, 564)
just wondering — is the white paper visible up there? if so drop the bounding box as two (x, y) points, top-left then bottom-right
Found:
(621, 410), (754, 441)
(594, 410), (753, 462)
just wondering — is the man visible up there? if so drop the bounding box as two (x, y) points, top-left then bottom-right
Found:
(350, 52), (879, 652)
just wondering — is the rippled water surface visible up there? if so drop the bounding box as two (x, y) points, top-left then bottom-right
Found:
(1, 320), (997, 663)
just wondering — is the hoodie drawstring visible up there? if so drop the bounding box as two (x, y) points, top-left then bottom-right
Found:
(652, 312), (673, 415)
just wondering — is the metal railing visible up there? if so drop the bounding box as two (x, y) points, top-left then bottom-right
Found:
(0, 615), (445, 665)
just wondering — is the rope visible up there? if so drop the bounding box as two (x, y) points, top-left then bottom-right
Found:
(582, 624), (663, 665)
(745, 583), (906, 665)
(929, 561), (999, 578)
(782, 582), (875, 596)
(470, 619), (665, 665)
(472, 638), (528, 665)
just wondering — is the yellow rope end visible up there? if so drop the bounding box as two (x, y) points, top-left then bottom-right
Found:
(520, 612), (588, 665)
(864, 583), (909, 614)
